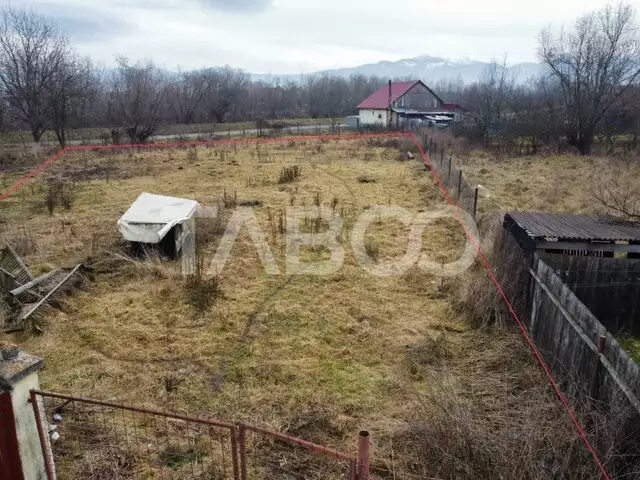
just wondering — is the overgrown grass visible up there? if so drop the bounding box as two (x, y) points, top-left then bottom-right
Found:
(456, 152), (640, 217)
(278, 165), (301, 183)
(0, 139), (608, 478)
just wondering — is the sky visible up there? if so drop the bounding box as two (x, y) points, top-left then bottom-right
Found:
(4, 0), (639, 73)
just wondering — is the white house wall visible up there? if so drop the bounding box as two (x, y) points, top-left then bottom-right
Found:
(358, 109), (388, 126)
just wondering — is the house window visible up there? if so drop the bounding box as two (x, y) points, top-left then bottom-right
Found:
(378, 114), (382, 119)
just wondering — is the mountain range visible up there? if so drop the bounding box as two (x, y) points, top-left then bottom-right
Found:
(252, 55), (543, 84)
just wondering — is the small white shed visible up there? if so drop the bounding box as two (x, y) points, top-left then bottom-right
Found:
(117, 192), (200, 258)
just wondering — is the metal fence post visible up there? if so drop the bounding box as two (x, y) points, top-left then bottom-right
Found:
(440, 146), (444, 165)
(349, 459), (357, 480)
(229, 426), (240, 480)
(238, 423), (247, 480)
(457, 170), (463, 201)
(357, 430), (370, 480)
(447, 157), (452, 184)
(29, 391), (56, 480)
(473, 186), (479, 218)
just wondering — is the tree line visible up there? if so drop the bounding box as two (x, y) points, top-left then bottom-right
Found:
(0, 7), (395, 146)
(1, 3), (640, 154)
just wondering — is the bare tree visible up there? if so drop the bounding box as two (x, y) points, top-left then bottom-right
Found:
(508, 79), (561, 154)
(47, 56), (94, 146)
(0, 8), (71, 141)
(169, 70), (210, 124)
(108, 57), (168, 143)
(461, 58), (518, 148)
(539, 2), (640, 155)
(205, 66), (249, 123)
(594, 169), (640, 221)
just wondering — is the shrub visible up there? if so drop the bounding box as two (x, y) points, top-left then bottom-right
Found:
(45, 179), (73, 215)
(357, 175), (376, 183)
(186, 146), (198, 162)
(364, 237), (379, 260)
(222, 189), (237, 208)
(11, 226), (37, 256)
(184, 250), (222, 315)
(279, 165), (301, 184)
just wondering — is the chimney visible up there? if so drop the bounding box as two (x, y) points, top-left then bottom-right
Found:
(388, 80), (393, 127)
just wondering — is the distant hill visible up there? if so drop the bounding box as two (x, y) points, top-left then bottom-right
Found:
(252, 55), (543, 84)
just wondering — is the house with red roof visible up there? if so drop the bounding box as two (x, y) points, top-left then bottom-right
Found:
(356, 80), (461, 127)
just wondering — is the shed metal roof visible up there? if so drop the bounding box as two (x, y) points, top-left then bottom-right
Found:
(505, 211), (640, 242)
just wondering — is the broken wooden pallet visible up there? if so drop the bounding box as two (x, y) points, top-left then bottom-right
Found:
(0, 246), (86, 332)
(16, 265), (83, 326)
(0, 245), (34, 288)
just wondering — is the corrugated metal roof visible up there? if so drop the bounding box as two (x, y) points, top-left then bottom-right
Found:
(505, 211), (640, 242)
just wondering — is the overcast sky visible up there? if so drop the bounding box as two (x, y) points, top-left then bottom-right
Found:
(5, 0), (639, 73)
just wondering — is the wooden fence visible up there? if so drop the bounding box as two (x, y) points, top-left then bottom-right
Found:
(541, 254), (640, 336)
(529, 255), (640, 461)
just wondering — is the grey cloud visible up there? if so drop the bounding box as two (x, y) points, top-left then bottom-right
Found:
(27, 2), (136, 42)
(199, 0), (273, 13)
(54, 16), (135, 42)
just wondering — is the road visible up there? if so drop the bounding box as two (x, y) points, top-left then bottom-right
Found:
(61, 123), (346, 146)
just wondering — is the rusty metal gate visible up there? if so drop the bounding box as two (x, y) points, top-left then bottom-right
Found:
(30, 389), (366, 479)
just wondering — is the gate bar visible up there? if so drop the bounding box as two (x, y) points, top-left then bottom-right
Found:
(29, 390), (56, 480)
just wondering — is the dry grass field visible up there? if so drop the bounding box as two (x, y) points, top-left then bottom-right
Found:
(0, 138), (604, 478)
(456, 151), (640, 217)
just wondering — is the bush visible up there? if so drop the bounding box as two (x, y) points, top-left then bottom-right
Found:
(357, 175), (376, 183)
(364, 237), (379, 260)
(11, 226), (37, 256)
(278, 165), (301, 184)
(45, 179), (73, 215)
(184, 250), (222, 315)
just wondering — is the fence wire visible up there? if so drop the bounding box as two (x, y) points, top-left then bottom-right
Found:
(30, 390), (361, 480)
(423, 136), (477, 218)
(31, 390), (239, 480)
(238, 423), (356, 480)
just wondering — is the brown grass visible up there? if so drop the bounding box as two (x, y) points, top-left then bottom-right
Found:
(455, 152), (640, 218)
(0, 139), (609, 478)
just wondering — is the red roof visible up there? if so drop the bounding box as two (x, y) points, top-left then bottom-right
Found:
(356, 81), (419, 109)
(442, 103), (469, 112)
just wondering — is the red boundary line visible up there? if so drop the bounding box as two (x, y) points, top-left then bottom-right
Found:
(408, 132), (611, 480)
(0, 131), (611, 479)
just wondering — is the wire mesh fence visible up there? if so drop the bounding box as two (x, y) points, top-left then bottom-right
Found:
(238, 423), (356, 480)
(31, 389), (240, 480)
(421, 133), (478, 219)
(30, 390), (363, 480)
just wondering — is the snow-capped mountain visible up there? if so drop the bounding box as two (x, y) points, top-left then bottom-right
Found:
(253, 55), (543, 84)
